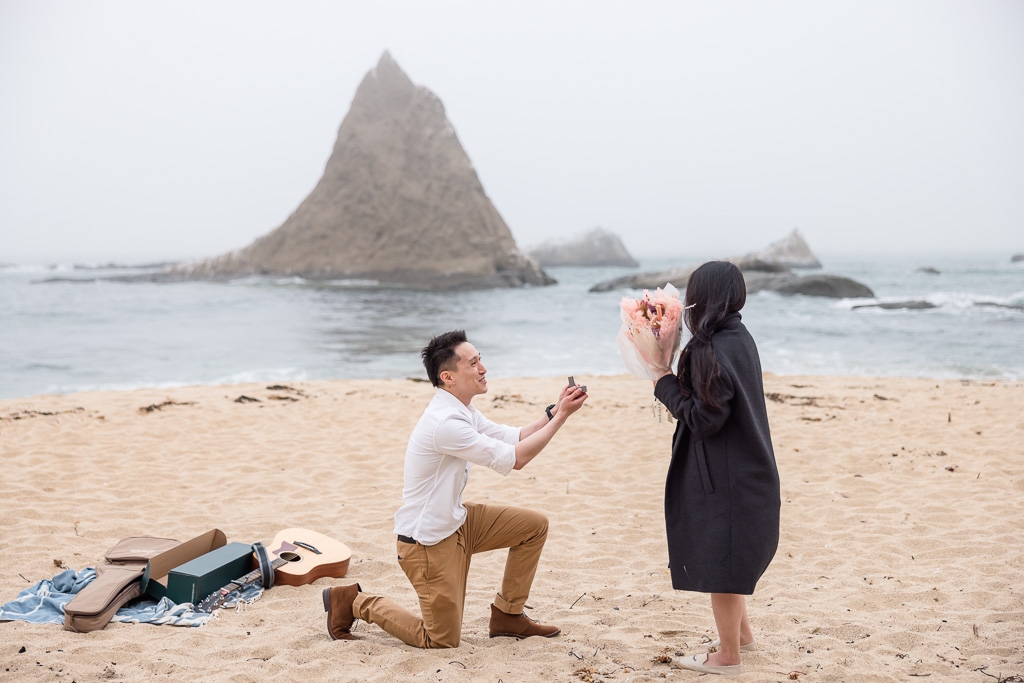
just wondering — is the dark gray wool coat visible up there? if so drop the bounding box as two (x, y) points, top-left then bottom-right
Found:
(654, 313), (780, 595)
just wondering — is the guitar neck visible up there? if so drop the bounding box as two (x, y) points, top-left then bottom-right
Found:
(230, 557), (288, 590)
(197, 529), (351, 613)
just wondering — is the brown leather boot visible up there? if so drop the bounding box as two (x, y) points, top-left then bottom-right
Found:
(322, 583), (362, 640)
(488, 603), (561, 639)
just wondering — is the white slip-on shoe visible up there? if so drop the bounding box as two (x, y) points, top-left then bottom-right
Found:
(706, 638), (758, 653)
(679, 652), (744, 676)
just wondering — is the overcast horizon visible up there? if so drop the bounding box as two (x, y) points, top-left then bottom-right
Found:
(2, 1), (1022, 266)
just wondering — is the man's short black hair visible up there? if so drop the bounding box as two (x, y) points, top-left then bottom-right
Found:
(422, 330), (468, 388)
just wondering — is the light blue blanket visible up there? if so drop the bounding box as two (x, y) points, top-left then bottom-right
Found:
(0, 567), (262, 627)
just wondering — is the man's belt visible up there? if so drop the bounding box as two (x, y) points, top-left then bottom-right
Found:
(397, 534), (418, 545)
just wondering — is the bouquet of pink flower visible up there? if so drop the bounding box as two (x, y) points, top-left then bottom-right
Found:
(617, 283), (684, 381)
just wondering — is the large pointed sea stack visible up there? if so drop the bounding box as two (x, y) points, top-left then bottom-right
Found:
(181, 52), (552, 289)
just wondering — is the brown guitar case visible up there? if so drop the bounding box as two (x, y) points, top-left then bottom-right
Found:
(63, 536), (180, 633)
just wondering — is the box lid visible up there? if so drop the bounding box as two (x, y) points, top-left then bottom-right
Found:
(141, 529), (227, 592)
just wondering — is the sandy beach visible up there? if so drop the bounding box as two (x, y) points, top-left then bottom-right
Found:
(1, 373), (1022, 682)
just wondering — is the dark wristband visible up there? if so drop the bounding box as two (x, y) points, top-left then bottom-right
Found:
(545, 404), (556, 420)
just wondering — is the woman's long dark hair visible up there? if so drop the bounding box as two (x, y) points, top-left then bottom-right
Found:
(676, 261), (747, 410)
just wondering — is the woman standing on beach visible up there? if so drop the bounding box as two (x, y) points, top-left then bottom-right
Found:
(649, 260), (781, 677)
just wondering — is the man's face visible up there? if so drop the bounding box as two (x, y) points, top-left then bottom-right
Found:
(442, 342), (488, 399)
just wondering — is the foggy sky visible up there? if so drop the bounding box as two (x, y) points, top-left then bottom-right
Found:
(2, 0), (1022, 265)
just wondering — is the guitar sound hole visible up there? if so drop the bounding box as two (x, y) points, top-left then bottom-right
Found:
(279, 552), (301, 563)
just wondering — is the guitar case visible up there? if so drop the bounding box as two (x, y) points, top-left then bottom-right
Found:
(63, 536), (181, 633)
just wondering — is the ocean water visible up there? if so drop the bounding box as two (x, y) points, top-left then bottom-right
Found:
(1, 253), (1021, 400)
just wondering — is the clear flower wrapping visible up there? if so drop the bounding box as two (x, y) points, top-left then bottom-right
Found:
(616, 283), (684, 381)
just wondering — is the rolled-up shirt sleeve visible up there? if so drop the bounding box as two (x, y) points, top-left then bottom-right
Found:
(434, 415), (517, 476)
(474, 412), (521, 445)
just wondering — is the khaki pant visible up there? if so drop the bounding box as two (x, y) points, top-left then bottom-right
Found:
(352, 502), (549, 648)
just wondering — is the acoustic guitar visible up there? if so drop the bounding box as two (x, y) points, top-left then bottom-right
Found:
(196, 528), (351, 613)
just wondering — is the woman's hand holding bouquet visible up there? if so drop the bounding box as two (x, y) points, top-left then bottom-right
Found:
(617, 283), (684, 381)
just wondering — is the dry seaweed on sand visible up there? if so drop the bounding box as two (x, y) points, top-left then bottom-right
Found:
(138, 400), (195, 413)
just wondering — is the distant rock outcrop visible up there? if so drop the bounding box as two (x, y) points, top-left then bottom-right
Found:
(739, 228), (822, 269)
(1012, 254), (1024, 263)
(527, 227), (639, 267)
(589, 266), (695, 293)
(589, 234), (872, 298)
(772, 274), (873, 298)
(174, 52), (552, 289)
(852, 300), (1023, 312)
(853, 301), (937, 310)
(589, 262), (873, 298)
(976, 301), (1024, 311)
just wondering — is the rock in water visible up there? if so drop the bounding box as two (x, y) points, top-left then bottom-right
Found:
(588, 232), (872, 298)
(772, 275), (874, 298)
(589, 266), (697, 293)
(853, 301), (937, 310)
(527, 227), (639, 267)
(589, 266), (873, 298)
(740, 228), (822, 269)
(178, 52), (553, 289)
(1012, 254), (1024, 263)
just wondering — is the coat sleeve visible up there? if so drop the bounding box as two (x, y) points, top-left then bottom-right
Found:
(654, 371), (734, 438)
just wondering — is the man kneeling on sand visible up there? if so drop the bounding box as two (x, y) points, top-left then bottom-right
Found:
(322, 330), (588, 647)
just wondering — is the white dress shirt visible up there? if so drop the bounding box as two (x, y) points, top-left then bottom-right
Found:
(393, 388), (519, 545)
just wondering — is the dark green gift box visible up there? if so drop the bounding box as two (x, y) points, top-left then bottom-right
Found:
(141, 529), (255, 605)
